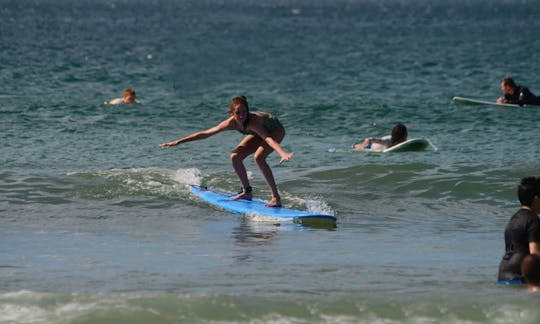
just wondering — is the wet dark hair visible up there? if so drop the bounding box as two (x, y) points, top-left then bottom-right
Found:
(391, 123), (407, 144)
(517, 177), (540, 206)
(521, 254), (540, 286)
(501, 77), (517, 89)
(229, 96), (249, 113)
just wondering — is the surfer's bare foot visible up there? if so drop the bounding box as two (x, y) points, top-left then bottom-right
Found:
(265, 196), (281, 207)
(231, 192), (252, 201)
(231, 186), (252, 201)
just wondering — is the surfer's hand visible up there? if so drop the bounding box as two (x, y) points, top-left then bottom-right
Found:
(160, 140), (179, 148)
(279, 152), (294, 164)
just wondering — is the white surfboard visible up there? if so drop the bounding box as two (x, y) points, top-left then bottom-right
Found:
(358, 138), (429, 153)
(383, 138), (429, 152)
(452, 96), (522, 108)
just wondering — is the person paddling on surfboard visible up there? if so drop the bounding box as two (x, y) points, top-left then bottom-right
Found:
(160, 96), (294, 207)
(352, 123), (407, 151)
(496, 77), (540, 106)
(108, 88), (137, 105)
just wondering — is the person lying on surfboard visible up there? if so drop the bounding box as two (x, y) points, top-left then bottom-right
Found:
(107, 88), (137, 105)
(160, 96), (294, 207)
(496, 77), (540, 106)
(352, 123), (407, 151)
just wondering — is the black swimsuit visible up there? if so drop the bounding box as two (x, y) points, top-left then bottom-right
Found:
(237, 112), (283, 138)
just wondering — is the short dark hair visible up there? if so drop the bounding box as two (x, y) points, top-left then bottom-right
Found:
(501, 77), (517, 89)
(521, 254), (540, 286)
(517, 177), (540, 206)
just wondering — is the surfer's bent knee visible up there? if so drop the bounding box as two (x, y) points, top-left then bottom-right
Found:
(230, 151), (240, 161)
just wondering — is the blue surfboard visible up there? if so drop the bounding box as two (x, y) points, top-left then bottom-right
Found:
(190, 185), (336, 225)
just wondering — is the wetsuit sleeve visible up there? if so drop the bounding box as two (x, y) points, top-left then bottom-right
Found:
(504, 93), (519, 104)
(518, 88), (537, 106)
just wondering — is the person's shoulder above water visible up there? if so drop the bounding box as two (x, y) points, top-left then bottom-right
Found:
(107, 88), (137, 105)
(496, 77), (540, 106)
(498, 176), (540, 283)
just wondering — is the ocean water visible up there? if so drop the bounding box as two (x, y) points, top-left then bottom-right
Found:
(2, 0), (540, 322)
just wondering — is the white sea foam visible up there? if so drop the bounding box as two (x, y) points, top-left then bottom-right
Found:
(305, 198), (335, 216)
(284, 193), (335, 217)
(1, 290), (538, 323)
(171, 167), (202, 186)
(244, 211), (288, 223)
(66, 167), (203, 198)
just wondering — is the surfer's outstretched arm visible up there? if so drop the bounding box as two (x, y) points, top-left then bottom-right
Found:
(160, 118), (234, 147)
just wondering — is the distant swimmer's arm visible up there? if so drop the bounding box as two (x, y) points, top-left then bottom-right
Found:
(160, 118), (233, 148)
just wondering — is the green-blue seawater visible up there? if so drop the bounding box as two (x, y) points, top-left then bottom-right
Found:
(2, 0), (540, 322)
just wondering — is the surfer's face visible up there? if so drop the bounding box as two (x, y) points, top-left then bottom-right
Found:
(123, 93), (135, 103)
(231, 104), (248, 123)
(501, 83), (515, 95)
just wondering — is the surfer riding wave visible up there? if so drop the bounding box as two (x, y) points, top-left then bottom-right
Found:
(160, 96), (294, 207)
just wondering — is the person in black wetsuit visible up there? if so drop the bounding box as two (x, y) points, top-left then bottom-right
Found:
(496, 77), (540, 106)
(498, 177), (540, 283)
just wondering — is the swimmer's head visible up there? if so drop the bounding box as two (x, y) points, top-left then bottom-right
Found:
(123, 88), (136, 103)
(517, 177), (540, 208)
(501, 77), (517, 95)
(391, 123), (408, 144)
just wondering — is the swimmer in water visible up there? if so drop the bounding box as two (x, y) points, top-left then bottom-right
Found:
(498, 177), (540, 284)
(108, 88), (136, 105)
